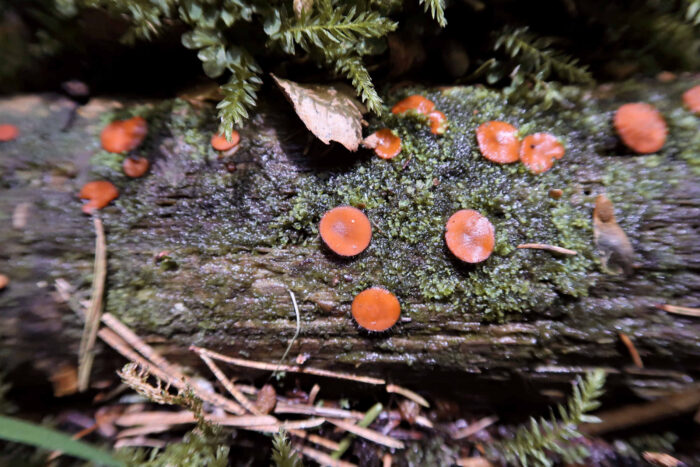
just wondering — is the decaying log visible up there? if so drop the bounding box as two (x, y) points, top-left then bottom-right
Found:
(1, 77), (698, 407)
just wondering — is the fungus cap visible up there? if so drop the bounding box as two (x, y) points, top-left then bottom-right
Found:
(519, 133), (565, 174)
(351, 287), (401, 332)
(101, 116), (148, 153)
(319, 206), (372, 256)
(428, 110), (448, 135)
(211, 131), (240, 151)
(123, 156), (150, 178)
(613, 103), (667, 154)
(0, 124), (19, 142)
(445, 209), (495, 263)
(476, 121), (520, 164)
(682, 85), (700, 115)
(78, 181), (119, 214)
(391, 95), (435, 115)
(369, 128), (401, 159)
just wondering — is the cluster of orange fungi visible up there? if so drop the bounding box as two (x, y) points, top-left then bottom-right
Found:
(319, 204), (495, 332)
(0, 123), (19, 142)
(364, 94), (449, 160)
(81, 117), (241, 213)
(476, 121), (564, 174)
(614, 103), (668, 154)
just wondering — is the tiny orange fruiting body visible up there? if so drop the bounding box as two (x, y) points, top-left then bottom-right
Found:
(319, 206), (372, 257)
(613, 103), (667, 154)
(351, 287), (401, 332)
(476, 121), (520, 164)
(445, 209), (495, 263)
(211, 131), (240, 151)
(520, 133), (565, 174)
(368, 128), (401, 159)
(391, 95), (435, 115)
(123, 156), (150, 178)
(682, 85), (700, 115)
(428, 110), (448, 135)
(78, 181), (119, 214)
(101, 116), (148, 153)
(0, 124), (19, 142)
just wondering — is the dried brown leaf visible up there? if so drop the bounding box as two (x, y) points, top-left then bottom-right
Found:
(272, 74), (365, 151)
(255, 384), (277, 414)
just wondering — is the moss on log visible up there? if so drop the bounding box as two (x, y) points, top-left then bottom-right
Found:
(1, 77), (698, 401)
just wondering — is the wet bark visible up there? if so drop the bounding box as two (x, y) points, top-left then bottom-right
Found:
(1, 81), (698, 407)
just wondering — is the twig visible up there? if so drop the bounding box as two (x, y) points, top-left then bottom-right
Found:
(516, 243), (577, 255)
(581, 386), (700, 435)
(308, 383), (321, 405)
(618, 332), (644, 368)
(198, 352), (261, 415)
(327, 419), (405, 449)
(190, 346), (385, 385)
(642, 452), (681, 467)
(275, 403), (363, 419)
(113, 437), (166, 449)
(289, 429), (340, 451)
(655, 304), (700, 318)
(115, 411), (197, 427)
(382, 453), (392, 467)
(332, 403), (383, 459)
(451, 416), (498, 440)
(456, 458), (495, 467)
(249, 418), (326, 432)
(117, 425), (172, 439)
(271, 290), (301, 379)
(78, 217), (107, 392)
(296, 444), (358, 467)
(386, 384), (429, 408)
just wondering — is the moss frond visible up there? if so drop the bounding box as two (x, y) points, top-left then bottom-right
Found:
(687, 0), (700, 25)
(332, 54), (382, 114)
(419, 0), (446, 27)
(490, 370), (606, 467)
(495, 27), (593, 84)
(271, 429), (303, 467)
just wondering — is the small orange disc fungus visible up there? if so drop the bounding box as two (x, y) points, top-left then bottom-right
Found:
(367, 128), (401, 159)
(682, 85), (700, 115)
(519, 133), (565, 174)
(319, 206), (372, 257)
(0, 124), (19, 142)
(211, 131), (240, 151)
(428, 110), (448, 135)
(445, 209), (495, 263)
(123, 156), (150, 178)
(79, 181), (119, 214)
(476, 121), (520, 164)
(391, 95), (435, 115)
(613, 103), (667, 154)
(101, 116), (148, 153)
(351, 287), (401, 332)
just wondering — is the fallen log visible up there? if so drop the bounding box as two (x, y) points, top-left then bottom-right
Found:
(1, 77), (698, 406)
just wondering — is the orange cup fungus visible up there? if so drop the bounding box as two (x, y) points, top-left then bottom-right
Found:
(0, 124), (19, 142)
(613, 103), (667, 154)
(79, 181), (119, 214)
(519, 133), (565, 174)
(351, 287), (401, 332)
(101, 116), (148, 153)
(445, 209), (495, 263)
(682, 85), (700, 115)
(428, 110), (448, 135)
(123, 156), (150, 178)
(211, 131), (240, 151)
(367, 128), (401, 159)
(391, 95), (435, 115)
(319, 206), (372, 257)
(476, 121), (520, 164)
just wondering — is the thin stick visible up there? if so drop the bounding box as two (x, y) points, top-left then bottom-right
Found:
(117, 425), (172, 438)
(271, 290), (301, 379)
(113, 437), (166, 449)
(297, 444), (358, 467)
(619, 332), (644, 368)
(198, 352), (260, 414)
(289, 429), (341, 451)
(275, 404), (363, 419)
(331, 403), (383, 459)
(78, 217), (107, 392)
(190, 346), (385, 385)
(655, 304), (700, 318)
(386, 384), (429, 408)
(451, 416), (498, 440)
(308, 384), (321, 405)
(327, 419), (405, 449)
(116, 411), (196, 427)
(247, 418), (326, 432)
(517, 243), (577, 255)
